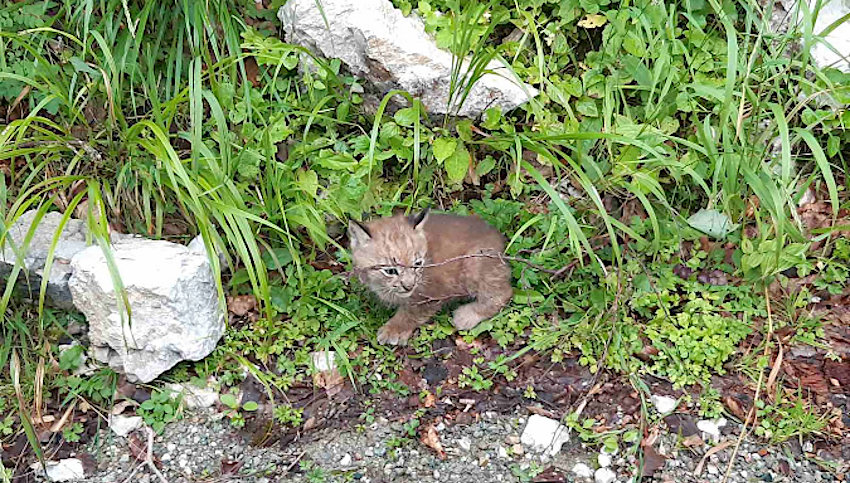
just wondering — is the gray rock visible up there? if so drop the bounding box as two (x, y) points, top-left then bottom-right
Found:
(277, 0), (537, 118)
(69, 238), (224, 383)
(1, 210), (89, 309)
(187, 235), (227, 268)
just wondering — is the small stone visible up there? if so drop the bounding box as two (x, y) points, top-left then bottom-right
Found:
(802, 441), (814, 453)
(598, 452), (612, 468)
(519, 414), (570, 456)
(572, 463), (594, 479)
(497, 446), (509, 459)
(433, 470), (440, 479)
(697, 419), (721, 441)
(707, 464), (719, 475)
(108, 415), (143, 437)
(339, 453), (353, 467)
(31, 458), (85, 482)
(458, 437), (472, 452)
(594, 467), (616, 483)
(164, 382), (219, 409)
(511, 443), (524, 456)
(506, 435), (520, 445)
(650, 395), (678, 414)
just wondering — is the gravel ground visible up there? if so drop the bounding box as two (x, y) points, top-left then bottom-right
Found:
(27, 408), (845, 483)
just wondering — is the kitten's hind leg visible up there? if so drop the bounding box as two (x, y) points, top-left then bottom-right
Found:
(377, 302), (441, 346)
(452, 277), (513, 330)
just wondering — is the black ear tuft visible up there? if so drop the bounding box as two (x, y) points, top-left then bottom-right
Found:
(408, 206), (430, 230)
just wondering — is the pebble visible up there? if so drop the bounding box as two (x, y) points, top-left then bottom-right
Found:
(651, 395), (678, 414)
(572, 462), (595, 479)
(73, 406), (842, 483)
(458, 437), (472, 452)
(598, 452), (612, 468)
(519, 414), (570, 456)
(697, 419), (721, 440)
(595, 467), (617, 483)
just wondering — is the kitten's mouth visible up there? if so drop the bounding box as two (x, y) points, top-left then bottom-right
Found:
(395, 290), (414, 298)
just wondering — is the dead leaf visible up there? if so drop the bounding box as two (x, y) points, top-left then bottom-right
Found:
(641, 442), (667, 477)
(221, 459), (243, 474)
(682, 434), (704, 448)
(245, 57), (260, 87)
(312, 369), (344, 398)
(423, 392), (436, 408)
(694, 440), (732, 476)
(227, 295), (258, 316)
(127, 433), (147, 463)
(766, 344), (784, 396)
(697, 269), (728, 286)
(723, 396), (748, 421)
(48, 401), (76, 433)
(577, 13), (607, 28)
(420, 424), (446, 460)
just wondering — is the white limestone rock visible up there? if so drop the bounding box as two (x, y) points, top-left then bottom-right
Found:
(278, 0), (537, 118)
(769, 0), (850, 73)
(1, 210), (88, 309)
(520, 414), (570, 456)
(69, 238), (224, 383)
(650, 394), (678, 414)
(108, 415), (143, 437)
(165, 382), (220, 409)
(30, 458), (85, 481)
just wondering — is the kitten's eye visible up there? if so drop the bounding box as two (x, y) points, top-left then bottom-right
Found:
(382, 267), (398, 276)
(413, 259), (423, 267)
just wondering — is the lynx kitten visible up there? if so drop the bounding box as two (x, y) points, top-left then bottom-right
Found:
(348, 208), (513, 345)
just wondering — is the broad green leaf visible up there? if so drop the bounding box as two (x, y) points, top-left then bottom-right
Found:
(445, 142), (470, 182)
(482, 107), (502, 130)
(296, 169), (319, 197)
(433, 137), (458, 163)
(220, 393), (239, 409)
(393, 107), (419, 126)
(687, 208), (739, 239)
(475, 155), (497, 177)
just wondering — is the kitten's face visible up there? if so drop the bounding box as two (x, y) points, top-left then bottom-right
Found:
(348, 210), (429, 304)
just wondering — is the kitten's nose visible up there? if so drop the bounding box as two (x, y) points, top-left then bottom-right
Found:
(401, 282), (413, 292)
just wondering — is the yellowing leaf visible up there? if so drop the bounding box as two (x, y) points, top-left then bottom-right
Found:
(577, 14), (607, 28)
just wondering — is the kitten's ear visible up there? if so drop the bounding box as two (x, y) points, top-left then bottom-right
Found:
(348, 219), (372, 249)
(408, 207), (430, 231)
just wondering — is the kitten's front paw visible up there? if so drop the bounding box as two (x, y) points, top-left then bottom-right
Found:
(377, 322), (415, 346)
(452, 304), (485, 330)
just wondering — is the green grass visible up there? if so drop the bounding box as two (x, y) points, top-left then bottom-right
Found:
(0, 0), (848, 472)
